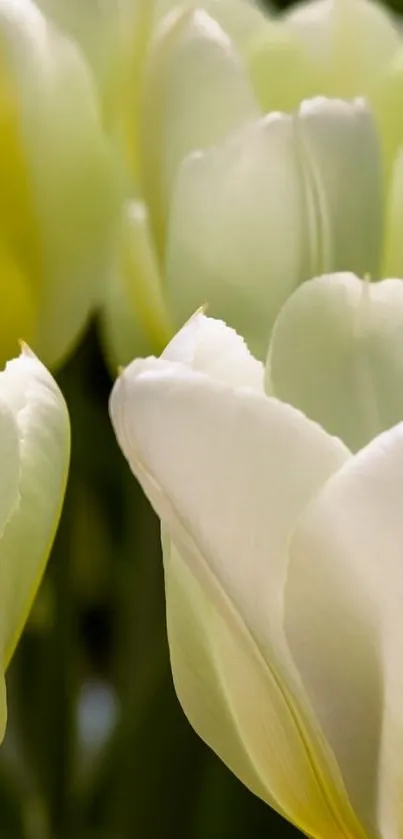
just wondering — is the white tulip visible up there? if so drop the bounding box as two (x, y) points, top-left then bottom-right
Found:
(110, 294), (403, 839)
(0, 345), (70, 739)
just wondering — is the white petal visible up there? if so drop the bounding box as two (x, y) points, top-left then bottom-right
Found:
(0, 347), (70, 663)
(110, 357), (366, 838)
(267, 273), (403, 451)
(298, 97), (382, 279)
(286, 422), (403, 838)
(165, 112), (310, 360)
(0, 0), (119, 366)
(161, 312), (264, 390)
(141, 7), (259, 255)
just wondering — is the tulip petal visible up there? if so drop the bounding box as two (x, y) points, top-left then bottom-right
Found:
(0, 347), (70, 663)
(165, 112), (310, 360)
(155, 0), (266, 47)
(298, 97), (382, 279)
(110, 351), (368, 839)
(161, 312), (264, 390)
(0, 0), (119, 367)
(267, 273), (403, 451)
(101, 201), (173, 367)
(383, 150), (403, 279)
(141, 7), (259, 256)
(246, 20), (318, 113)
(286, 422), (403, 838)
(0, 399), (20, 537)
(285, 0), (400, 97)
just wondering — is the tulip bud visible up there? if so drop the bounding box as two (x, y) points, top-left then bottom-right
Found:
(267, 272), (403, 451)
(165, 97), (382, 359)
(0, 346), (70, 739)
(0, 0), (119, 368)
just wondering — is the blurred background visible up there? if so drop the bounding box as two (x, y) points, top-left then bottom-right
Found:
(0, 0), (397, 836)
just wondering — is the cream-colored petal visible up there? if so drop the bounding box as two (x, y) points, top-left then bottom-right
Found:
(285, 0), (400, 97)
(0, 0), (120, 367)
(0, 347), (70, 664)
(286, 422), (403, 839)
(154, 0), (267, 48)
(298, 97), (382, 279)
(110, 356), (368, 839)
(161, 312), (264, 390)
(267, 273), (403, 451)
(140, 7), (259, 256)
(165, 112), (310, 360)
(0, 398), (19, 537)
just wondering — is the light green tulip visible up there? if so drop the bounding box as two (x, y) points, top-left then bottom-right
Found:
(110, 295), (403, 839)
(96, 1), (402, 365)
(0, 345), (70, 739)
(0, 0), (119, 369)
(39, 0), (403, 364)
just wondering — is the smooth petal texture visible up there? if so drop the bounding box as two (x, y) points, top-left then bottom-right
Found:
(166, 97), (381, 359)
(0, 348), (70, 663)
(267, 273), (403, 451)
(285, 0), (400, 97)
(161, 311), (264, 390)
(246, 20), (318, 113)
(165, 112), (309, 360)
(0, 0), (120, 367)
(155, 0), (267, 47)
(285, 422), (403, 839)
(101, 201), (173, 367)
(383, 150), (403, 279)
(110, 349), (369, 839)
(140, 7), (259, 256)
(371, 49), (403, 178)
(297, 98), (382, 278)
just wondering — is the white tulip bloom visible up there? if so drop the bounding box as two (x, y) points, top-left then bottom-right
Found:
(110, 284), (403, 839)
(0, 346), (70, 739)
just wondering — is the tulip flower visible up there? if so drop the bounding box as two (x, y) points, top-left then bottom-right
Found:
(98, 1), (403, 366)
(0, 0), (119, 369)
(110, 284), (403, 839)
(0, 345), (70, 740)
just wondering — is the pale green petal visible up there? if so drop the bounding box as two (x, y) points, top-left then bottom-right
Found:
(285, 0), (400, 97)
(154, 0), (267, 47)
(1, 0), (120, 367)
(165, 112), (309, 360)
(162, 311), (264, 390)
(0, 347), (70, 664)
(287, 422), (403, 839)
(101, 201), (173, 367)
(166, 98), (381, 360)
(34, 0), (124, 89)
(298, 97), (382, 278)
(163, 535), (289, 817)
(246, 20), (318, 113)
(141, 7), (260, 256)
(383, 150), (403, 278)
(110, 357), (367, 839)
(0, 401), (20, 537)
(370, 49), (403, 178)
(267, 273), (403, 451)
